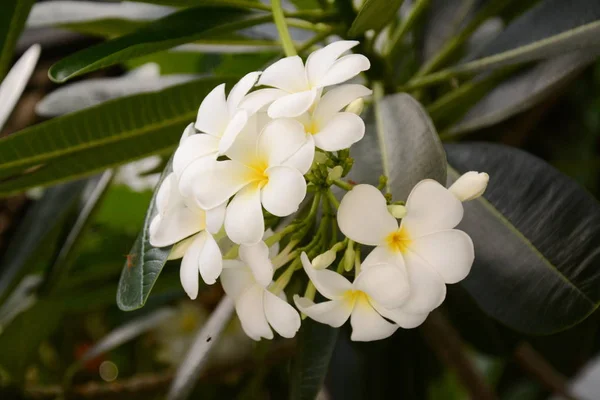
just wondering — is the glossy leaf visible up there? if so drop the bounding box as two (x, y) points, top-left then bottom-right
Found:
(446, 51), (596, 135)
(0, 77), (235, 196)
(447, 142), (600, 334)
(48, 6), (269, 82)
(167, 297), (235, 400)
(349, 93), (447, 201)
(348, 0), (404, 36)
(116, 157), (173, 311)
(0, 0), (36, 79)
(290, 320), (339, 400)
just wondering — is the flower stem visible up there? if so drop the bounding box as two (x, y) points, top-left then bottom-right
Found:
(332, 179), (353, 191)
(326, 189), (340, 209)
(384, 0), (430, 60)
(272, 0), (297, 56)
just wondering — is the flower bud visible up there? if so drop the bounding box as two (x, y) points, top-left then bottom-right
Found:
(449, 171), (489, 202)
(312, 250), (336, 269)
(327, 165), (343, 182)
(345, 98), (364, 115)
(313, 151), (328, 165)
(387, 204), (407, 219)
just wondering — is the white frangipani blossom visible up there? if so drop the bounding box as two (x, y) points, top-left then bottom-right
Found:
(449, 171), (489, 202)
(338, 182), (475, 314)
(221, 244), (301, 341)
(181, 116), (309, 245)
(242, 40), (370, 119)
(149, 173), (225, 298)
(294, 253), (427, 342)
(172, 71), (261, 179)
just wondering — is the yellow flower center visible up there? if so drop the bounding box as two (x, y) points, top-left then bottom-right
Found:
(386, 227), (412, 253)
(246, 158), (269, 187)
(304, 120), (320, 135)
(343, 289), (370, 307)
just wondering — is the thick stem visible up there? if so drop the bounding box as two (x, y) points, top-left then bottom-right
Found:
(421, 311), (498, 400)
(272, 0), (297, 56)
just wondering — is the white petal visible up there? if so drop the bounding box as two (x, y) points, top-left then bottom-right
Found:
(350, 296), (398, 342)
(263, 229), (280, 258)
(402, 179), (464, 237)
(371, 301), (429, 329)
(354, 264), (409, 309)
(154, 172), (175, 214)
(312, 112), (365, 151)
(318, 54), (371, 87)
(224, 113), (261, 165)
(225, 183), (264, 245)
(191, 160), (253, 209)
(218, 110), (248, 155)
(236, 285), (273, 340)
(448, 171), (489, 202)
(284, 135), (315, 174)
(205, 202), (226, 234)
(409, 230), (474, 284)
(195, 83), (229, 136)
(261, 166), (307, 217)
(259, 118), (309, 166)
(314, 84), (372, 122)
(294, 296), (352, 327)
(401, 251), (446, 314)
(239, 88), (286, 115)
(148, 206), (203, 247)
(338, 184), (398, 246)
(258, 56), (309, 92)
(177, 156), (218, 200)
(0, 44), (40, 132)
(267, 89), (317, 119)
(306, 40), (359, 87)
(180, 234), (205, 299)
(300, 253), (352, 300)
(362, 245), (402, 268)
(196, 231), (223, 284)
(264, 291), (301, 338)
(227, 71), (261, 113)
(179, 122), (195, 146)
(221, 260), (255, 299)
(168, 235), (195, 260)
(239, 241), (274, 287)
(173, 134), (219, 178)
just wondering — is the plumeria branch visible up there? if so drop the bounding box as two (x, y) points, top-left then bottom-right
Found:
(272, 0), (297, 56)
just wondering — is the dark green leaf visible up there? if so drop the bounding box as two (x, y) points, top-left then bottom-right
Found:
(446, 51), (595, 135)
(0, 181), (86, 303)
(446, 142), (600, 334)
(350, 93), (446, 201)
(0, 0), (36, 79)
(116, 158), (173, 311)
(290, 320), (339, 400)
(348, 0), (403, 36)
(0, 77), (235, 195)
(48, 6), (269, 82)
(167, 297), (235, 400)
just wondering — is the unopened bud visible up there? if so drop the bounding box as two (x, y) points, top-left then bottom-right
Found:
(312, 250), (336, 269)
(313, 151), (328, 165)
(343, 245), (355, 272)
(449, 171), (489, 202)
(345, 98), (364, 115)
(387, 204), (407, 219)
(327, 165), (343, 182)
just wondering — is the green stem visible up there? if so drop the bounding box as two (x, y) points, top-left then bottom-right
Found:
(332, 179), (353, 191)
(326, 189), (340, 209)
(286, 19), (331, 33)
(384, 0), (430, 60)
(297, 26), (336, 53)
(272, 0), (297, 56)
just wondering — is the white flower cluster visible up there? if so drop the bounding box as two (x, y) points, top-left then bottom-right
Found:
(149, 40), (489, 342)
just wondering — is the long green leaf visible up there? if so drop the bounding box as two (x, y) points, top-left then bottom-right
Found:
(0, 0), (36, 79)
(350, 92), (446, 201)
(0, 77), (235, 196)
(290, 320), (339, 400)
(48, 6), (269, 82)
(116, 158), (173, 311)
(408, 0), (600, 88)
(348, 0), (403, 36)
(447, 142), (600, 334)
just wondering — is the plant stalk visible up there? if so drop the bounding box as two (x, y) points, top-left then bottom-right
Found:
(272, 0), (297, 57)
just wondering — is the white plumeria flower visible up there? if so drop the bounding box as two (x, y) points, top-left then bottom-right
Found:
(149, 173), (225, 298)
(338, 182), (475, 315)
(294, 253), (427, 342)
(241, 40), (370, 119)
(172, 71), (261, 179)
(180, 116), (309, 245)
(221, 242), (301, 341)
(449, 171), (489, 202)
(272, 84), (372, 174)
